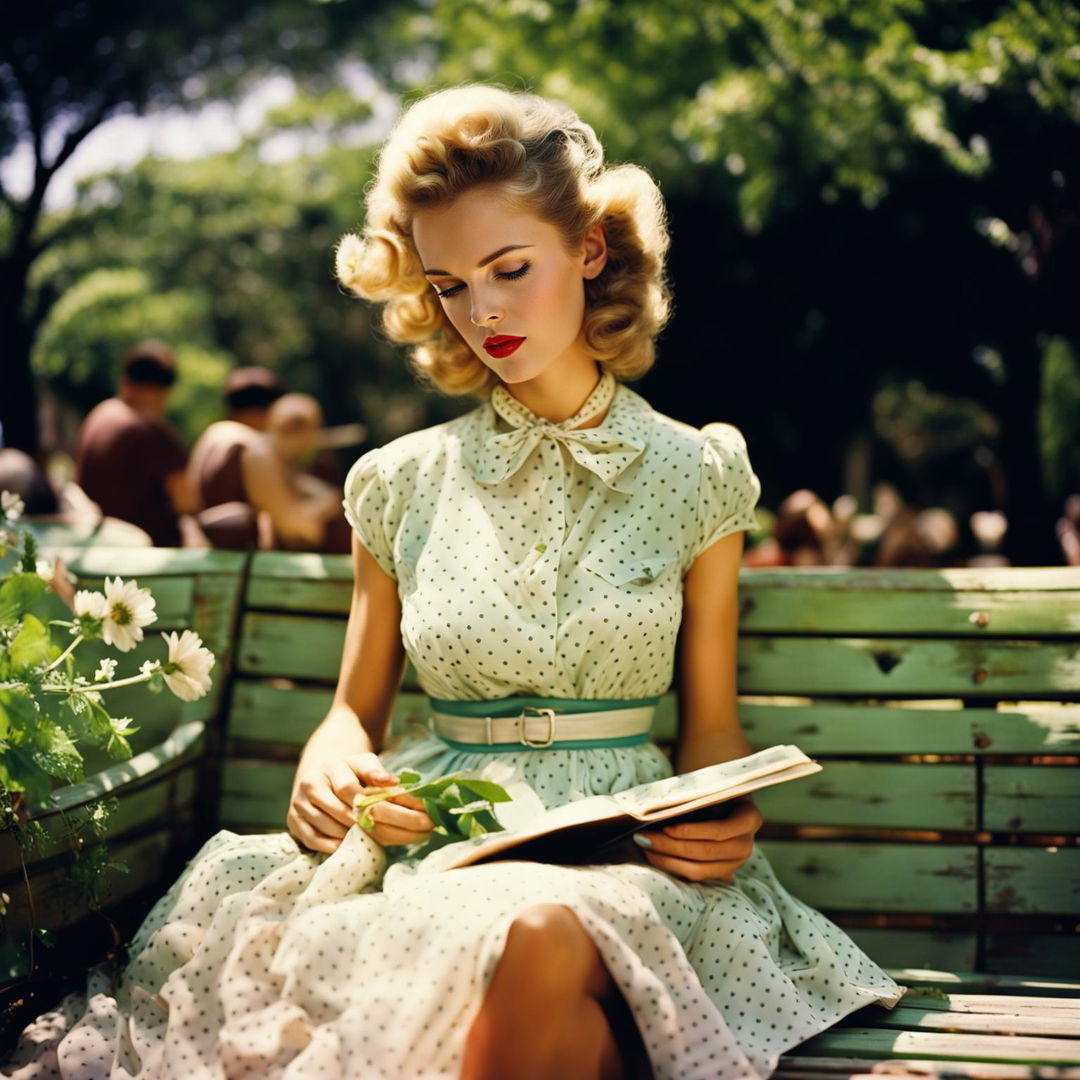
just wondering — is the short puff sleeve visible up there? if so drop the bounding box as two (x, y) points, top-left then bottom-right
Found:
(342, 449), (396, 578)
(690, 422), (762, 562)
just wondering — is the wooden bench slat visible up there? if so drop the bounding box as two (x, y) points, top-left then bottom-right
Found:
(985, 849), (1080, 915)
(739, 638), (1080, 698)
(984, 936), (1080, 980)
(755, 762), (977, 830)
(740, 572), (1080, 637)
(775, 1054), (1080, 1079)
(791, 1026), (1080, 1066)
(745, 841), (978, 913)
(740, 702), (1080, 755)
(845, 931), (978, 973)
(860, 1003), (1080, 1038)
(889, 971), (1080, 997)
(237, 613), (346, 680)
(984, 766), (1080, 832)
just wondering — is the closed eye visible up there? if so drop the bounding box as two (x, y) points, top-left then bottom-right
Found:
(435, 262), (531, 299)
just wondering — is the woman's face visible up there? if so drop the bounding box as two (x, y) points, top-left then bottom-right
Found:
(412, 184), (606, 388)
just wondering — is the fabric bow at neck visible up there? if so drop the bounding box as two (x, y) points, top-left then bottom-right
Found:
(468, 372), (647, 493)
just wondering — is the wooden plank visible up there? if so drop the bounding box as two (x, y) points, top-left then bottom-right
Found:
(738, 637), (1080, 698)
(740, 567), (1080, 593)
(0, 830), (172, 936)
(890, 971), (1080, 997)
(776, 1055), (1080, 1079)
(861, 1004), (1080, 1038)
(984, 766), (1080, 833)
(985, 848), (1080, 915)
(64, 548), (245, 578)
(739, 571), (1080, 637)
(843, 930), (978, 974)
(0, 765), (197, 877)
(245, 574), (352, 615)
(754, 762), (977, 830)
(984, 936), (1080, 980)
(758, 841), (978, 913)
(790, 1026), (1080, 1065)
(900, 993), (1080, 1016)
(739, 702), (1080, 755)
(236, 612), (346, 680)
(219, 760), (293, 829)
(248, 551), (353, 584)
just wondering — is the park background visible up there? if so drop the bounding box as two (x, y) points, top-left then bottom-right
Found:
(2, 0), (1079, 566)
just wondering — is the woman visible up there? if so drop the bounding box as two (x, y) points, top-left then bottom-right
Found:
(4, 85), (901, 1080)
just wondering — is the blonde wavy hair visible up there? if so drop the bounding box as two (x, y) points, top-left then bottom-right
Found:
(335, 84), (672, 397)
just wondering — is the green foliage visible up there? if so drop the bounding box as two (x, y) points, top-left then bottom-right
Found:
(354, 768), (511, 852)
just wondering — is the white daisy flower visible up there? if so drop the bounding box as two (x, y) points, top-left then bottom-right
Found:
(160, 630), (215, 702)
(73, 590), (108, 619)
(101, 577), (157, 653)
(94, 658), (117, 682)
(1, 491), (24, 522)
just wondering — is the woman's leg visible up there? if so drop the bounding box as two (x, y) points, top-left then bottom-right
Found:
(461, 903), (649, 1080)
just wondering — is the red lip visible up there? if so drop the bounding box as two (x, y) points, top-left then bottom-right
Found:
(483, 336), (526, 357)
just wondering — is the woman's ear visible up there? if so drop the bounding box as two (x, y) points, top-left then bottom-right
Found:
(581, 222), (608, 280)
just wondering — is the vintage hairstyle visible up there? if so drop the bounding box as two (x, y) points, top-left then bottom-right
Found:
(335, 84), (672, 396)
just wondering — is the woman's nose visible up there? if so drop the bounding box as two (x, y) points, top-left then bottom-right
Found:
(469, 289), (501, 328)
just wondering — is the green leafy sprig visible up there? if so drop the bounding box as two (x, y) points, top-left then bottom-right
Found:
(354, 769), (512, 853)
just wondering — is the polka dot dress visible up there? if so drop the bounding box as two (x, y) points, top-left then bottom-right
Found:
(3, 373), (902, 1079)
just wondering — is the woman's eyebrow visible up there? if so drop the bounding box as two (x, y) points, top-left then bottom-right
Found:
(423, 244), (534, 276)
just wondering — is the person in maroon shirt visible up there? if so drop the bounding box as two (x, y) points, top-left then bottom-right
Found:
(75, 340), (197, 546)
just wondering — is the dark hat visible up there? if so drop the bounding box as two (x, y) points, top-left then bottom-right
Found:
(224, 367), (288, 411)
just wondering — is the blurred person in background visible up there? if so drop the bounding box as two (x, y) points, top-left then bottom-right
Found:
(74, 340), (197, 546)
(1056, 494), (1080, 566)
(189, 391), (349, 552)
(187, 366), (288, 549)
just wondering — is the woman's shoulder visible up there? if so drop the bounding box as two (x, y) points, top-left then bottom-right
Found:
(347, 405), (485, 488)
(628, 388), (749, 461)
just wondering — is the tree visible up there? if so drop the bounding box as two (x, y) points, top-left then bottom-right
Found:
(391, 0), (1080, 563)
(0, 0), (391, 455)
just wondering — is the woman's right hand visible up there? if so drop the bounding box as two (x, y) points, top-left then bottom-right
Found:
(287, 751), (434, 854)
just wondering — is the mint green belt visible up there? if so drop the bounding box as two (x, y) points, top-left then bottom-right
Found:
(428, 696), (658, 752)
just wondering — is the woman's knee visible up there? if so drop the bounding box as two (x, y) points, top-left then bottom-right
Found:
(500, 904), (608, 994)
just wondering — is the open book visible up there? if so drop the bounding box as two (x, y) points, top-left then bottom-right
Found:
(415, 744), (820, 874)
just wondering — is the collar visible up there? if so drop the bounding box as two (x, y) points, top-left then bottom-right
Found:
(463, 371), (650, 493)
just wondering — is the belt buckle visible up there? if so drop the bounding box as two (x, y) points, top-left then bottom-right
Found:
(518, 706), (556, 748)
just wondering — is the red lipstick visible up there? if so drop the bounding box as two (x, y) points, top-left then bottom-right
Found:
(483, 335), (526, 358)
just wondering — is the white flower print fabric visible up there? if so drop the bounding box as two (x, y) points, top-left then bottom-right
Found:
(2, 373), (902, 1080)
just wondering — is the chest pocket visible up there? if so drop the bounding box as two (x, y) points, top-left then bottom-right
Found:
(579, 549), (678, 587)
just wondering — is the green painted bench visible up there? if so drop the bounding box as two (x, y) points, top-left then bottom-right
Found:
(7, 549), (1080, 1075)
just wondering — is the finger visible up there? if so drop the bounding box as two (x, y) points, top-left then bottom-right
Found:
(639, 831), (753, 862)
(663, 803), (763, 842)
(371, 822), (431, 847)
(371, 800), (434, 832)
(287, 810), (342, 854)
(346, 754), (398, 786)
(294, 798), (351, 838)
(642, 849), (746, 884)
(389, 792), (428, 813)
(307, 782), (360, 830)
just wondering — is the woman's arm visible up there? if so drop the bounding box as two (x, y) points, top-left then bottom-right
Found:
(634, 530), (763, 882)
(287, 533), (433, 853)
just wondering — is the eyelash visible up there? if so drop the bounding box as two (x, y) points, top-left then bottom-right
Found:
(435, 262), (531, 299)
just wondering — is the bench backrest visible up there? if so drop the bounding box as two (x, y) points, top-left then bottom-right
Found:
(221, 555), (1080, 978)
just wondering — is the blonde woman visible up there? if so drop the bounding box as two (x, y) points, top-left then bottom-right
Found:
(4, 85), (901, 1080)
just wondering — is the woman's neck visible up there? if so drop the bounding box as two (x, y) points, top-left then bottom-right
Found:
(500, 361), (605, 428)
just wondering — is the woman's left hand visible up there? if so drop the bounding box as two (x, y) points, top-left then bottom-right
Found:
(634, 798), (763, 884)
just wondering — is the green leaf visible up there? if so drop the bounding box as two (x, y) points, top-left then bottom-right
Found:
(455, 779), (512, 804)
(398, 769), (421, 784)
(32, 722), (84, 783)
(0, 575), (48, 626)
(9, 614), (55, 673)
